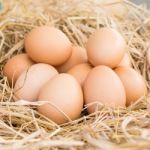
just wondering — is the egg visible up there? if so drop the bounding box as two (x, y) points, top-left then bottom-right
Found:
(67, 63), (92, 87)
(3, 53), (34, 85)
(37, 73), (83, 124)
(117, 53), (132, 68)
(115, 67), (148, 106)
(57, 46), (88, 73)
(25, 26), (72, 66)
(83, 65), (126, 113)
(14, 63), (58, 101)
(86, 27), (126, 68)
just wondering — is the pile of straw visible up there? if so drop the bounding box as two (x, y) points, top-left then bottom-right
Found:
(0, 0), (150, 149)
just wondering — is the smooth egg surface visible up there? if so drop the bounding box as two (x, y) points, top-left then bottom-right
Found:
(117, 53), (132, 68)
(25, 26), (72, 66)
(67, 63), (92, 87)
(3, 53), (34, 85)
(38, 73), (83, 124)
(86, 27), (126, 68)
(14, 63), (58, 101)
(57, 46), (88, 73)
(83, 65), (126, 113)
(115, 67), (148, 106)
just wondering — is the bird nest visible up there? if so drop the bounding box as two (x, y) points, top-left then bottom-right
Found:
(0, 0), (150, 149)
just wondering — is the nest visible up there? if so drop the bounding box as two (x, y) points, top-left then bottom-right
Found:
(0, 0), (150, 149)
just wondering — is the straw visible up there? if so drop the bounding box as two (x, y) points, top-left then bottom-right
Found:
(0, 0), (150, 149)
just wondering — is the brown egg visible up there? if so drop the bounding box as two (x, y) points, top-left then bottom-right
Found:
(86, 27), (126, 68)
(115, 67), (147, 106)
(25, 26), (72, 66)
(117, 53), (132, 68)
(38, 73), (83, 124)
(67, 63), (92, 87)
(83, 65), (126, 113)
(57, 46), (88, 73)
(14, 63), (58, 101)
(3, 54), (34, 85)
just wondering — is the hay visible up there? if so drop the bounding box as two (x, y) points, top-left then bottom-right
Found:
(0, 0), (150, 149)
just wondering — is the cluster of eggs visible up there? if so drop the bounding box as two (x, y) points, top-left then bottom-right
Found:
(3, 26), (147, 124)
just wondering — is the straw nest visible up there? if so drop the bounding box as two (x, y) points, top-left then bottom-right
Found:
(0, 0), (150, 149)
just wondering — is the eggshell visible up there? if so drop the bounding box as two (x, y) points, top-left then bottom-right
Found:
(57, 46), (88, 73)
(115, 67), (148, 106)
(37, 73), (83, 124)
(14, 63), (58, 101)
(25, 26), (72, 66)
(117, 53), (132, 68)
(86, 27), (126, 68)
(83, 65), (126, 113)
(67, 63), (92, 87)
(3, 54), (34, 85)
